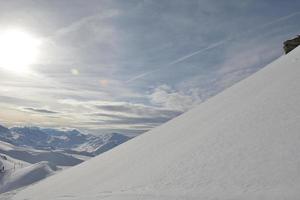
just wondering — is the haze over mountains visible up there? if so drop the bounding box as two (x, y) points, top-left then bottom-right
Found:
(0, 125), (131, 156)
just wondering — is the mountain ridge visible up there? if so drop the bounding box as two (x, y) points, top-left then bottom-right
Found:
(0, 125), (132, 156)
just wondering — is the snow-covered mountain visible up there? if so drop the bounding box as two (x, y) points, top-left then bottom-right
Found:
(0, 140), (85, 194)
(0, 140), (83, 167)
(0, 159), (56, 194)
(0, 126), (132, 156)
(0, 142), (57, 194)
(0, 126), (132, 194)
(7, 46), (300, 200)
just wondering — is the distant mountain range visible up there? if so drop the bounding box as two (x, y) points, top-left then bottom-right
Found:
(0, 125), (132, 156)
(0, 124), (133, 193)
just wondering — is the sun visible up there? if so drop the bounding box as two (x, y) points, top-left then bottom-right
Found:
(0, 29), (41, 74)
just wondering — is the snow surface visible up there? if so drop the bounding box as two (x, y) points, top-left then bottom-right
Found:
(0, 161), (55, 194)
(0, 141), (59, 194)
(7, 47), (300, 199)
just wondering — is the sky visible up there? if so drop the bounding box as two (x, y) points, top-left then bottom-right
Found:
(0, 0), (299, 136)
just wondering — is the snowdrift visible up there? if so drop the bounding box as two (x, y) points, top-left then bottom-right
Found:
(0, 140), (79, 194)
(11, 47), (300, 200)
(0, 162), (55, 194)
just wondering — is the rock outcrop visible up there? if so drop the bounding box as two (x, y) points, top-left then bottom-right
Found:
(284, 35), (300, 54)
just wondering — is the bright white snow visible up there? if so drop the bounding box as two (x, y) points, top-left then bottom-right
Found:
(7, 47), (300, 199)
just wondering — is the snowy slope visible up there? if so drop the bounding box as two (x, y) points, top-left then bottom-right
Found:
(0, 142), (59, 194)
(9, 47), (300, 200)
(0, 161), (55, 194)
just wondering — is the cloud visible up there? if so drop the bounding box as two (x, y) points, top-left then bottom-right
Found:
(175, 27), (289, 102)
(90, 114), (172, 125)
(52, 9), (121, 38)
(250, 11), (300, 33)
(1, 0), (300, 135)
(94, 102), (181, 117)
(125, 10), (300, 83)
(58, 99), (182, 133)
(150, 85), (202, 112)
(22, 107), (60, 114)
(125, 39), (228, 83)
(0, 95), (36, 105)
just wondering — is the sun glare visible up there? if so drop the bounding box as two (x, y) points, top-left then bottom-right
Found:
(0, 29), (41, 74)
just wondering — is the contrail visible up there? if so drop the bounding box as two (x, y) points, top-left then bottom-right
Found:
(167, 40), (229, 66)
(126, 39), (228, 83)
(254, 11), (300, 31)
(125, 11), (300, 83)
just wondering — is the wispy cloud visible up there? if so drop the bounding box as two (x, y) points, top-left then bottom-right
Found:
(126, 10), (300, 83)
(150, 85), (202, 111)
(52, 9), (121, 38)
(252, 11), (300, 32)
(126, 39), (228, 83)
(22, 107), (60, 114)
(0, 0), (299, 134)
(56, 99), (183, 133)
